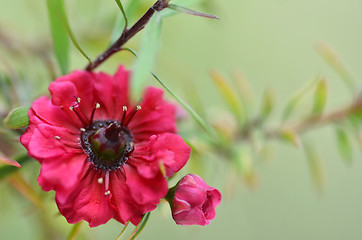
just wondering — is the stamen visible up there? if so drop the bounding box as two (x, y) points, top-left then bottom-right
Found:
(104, 190), (111, 196)
(80, 128), (86, 132)
(54, 136), (61, 140)
(98, 177), (104, 184)
(104, 170), (110, 191)
(76, 97), (81, 103)
(120, 106), (128, 126)
(123, 105), (141, 127)
(69, 104), (89, 126)
(89, 102), (101, 126)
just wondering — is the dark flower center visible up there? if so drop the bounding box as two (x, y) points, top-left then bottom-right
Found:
(81, 120), (134, 170)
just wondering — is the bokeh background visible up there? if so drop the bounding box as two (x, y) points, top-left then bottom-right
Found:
(0, 0), (361, 239)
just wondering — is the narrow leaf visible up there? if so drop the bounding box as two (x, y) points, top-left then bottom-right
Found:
(152, 72), (217, 138)
(316, 42), (355, 92)
(127, 212), (151, 240)
(116, 222), (130, 240)
(4, 106), (29, 129)
(280, 128), (302, 148)
(0, 154), (21, 168)
(231, 71), (254, 118)
(312, 78), (328, 115)
(0, 155), (31, 180)
(121, 48), (217, 138)
(260, 88), (275, 120)
(232, 146), (258, 188)
(67, 222), (83, 240)
(304, 142), (325, 191)
(109, 0), (143, 45)
(131, 13), (162, 100)
(335, 128), (353, 165)
(210, 70), (245, 125)
(162, 0), (205, 17)
(115, 0), (128, 30)
(282, 77), (318, 121)
(9, 172), (45, 210)
(47, 0), (69, 74)
(167, 4), (219, 19)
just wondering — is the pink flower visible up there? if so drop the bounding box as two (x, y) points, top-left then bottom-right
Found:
(169, 174), (221, 226)
(20, 65), (191, 227)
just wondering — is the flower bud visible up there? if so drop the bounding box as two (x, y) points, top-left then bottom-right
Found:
(167, 174), (221, 226)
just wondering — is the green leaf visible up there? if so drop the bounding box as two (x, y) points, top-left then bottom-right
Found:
(0, 154), (31, 180)
(280, 128), (302, 148)
(0, 154), (21, 168)
(312, 78), (328, 115)
(121, 49), (217, 138)
(67, 222), (83, 240)
(282, 76), (318, 121)
(131, 13), (162, 100)
(109, 0), (143, 46)
(116, 222), (130, 240)
(335, 128), (353, 165)
(210, 70), (245, 126)
(127, 212), (151, 240)
(162, 0), (206, 17)
(4, 106), (29, 129)
(260, 88), (275, 120)
(9, 172), (46, 210)
(167, 4), (219, 19)
(152, 72), (217, 138)
(231, 71), (254, 118)
(232, 146), (258, 187)
(47, 0), (70, 75)
(316, 42), (355, 92)
(303, 142), (325, 191)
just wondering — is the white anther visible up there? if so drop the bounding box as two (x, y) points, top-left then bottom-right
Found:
(95, 103), (100, 109)
(105, 190), (111, 196)
(98, 178), (104, 184)
(76, 97), (81, 103)
(54, 136), (61, 140)
(69, 106), (74, 111)
(123, 106), (127, 111)
(80, 128), (86, 132)
(136, 105), (142, 111)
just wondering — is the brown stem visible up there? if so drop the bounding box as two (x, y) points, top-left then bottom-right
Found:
(266, 96), (362, 139)
(85, 0), (169, 71)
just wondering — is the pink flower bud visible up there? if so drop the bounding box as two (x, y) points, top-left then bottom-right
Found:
(169, 174), (221, 226)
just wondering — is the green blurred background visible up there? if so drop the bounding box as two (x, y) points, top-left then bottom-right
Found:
(0, 0), (361, 239)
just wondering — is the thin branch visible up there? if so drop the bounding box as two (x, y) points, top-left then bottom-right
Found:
(265, 96), (362, 139)
(85, 0), (169, 71)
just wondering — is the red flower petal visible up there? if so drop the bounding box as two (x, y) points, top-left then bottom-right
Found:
(124, 164), (168, 205)
(38, 154), (86, 203)
(58, 165), (116, 227)
(147, 133), (190, 177)
(129, 87), (177, 141)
